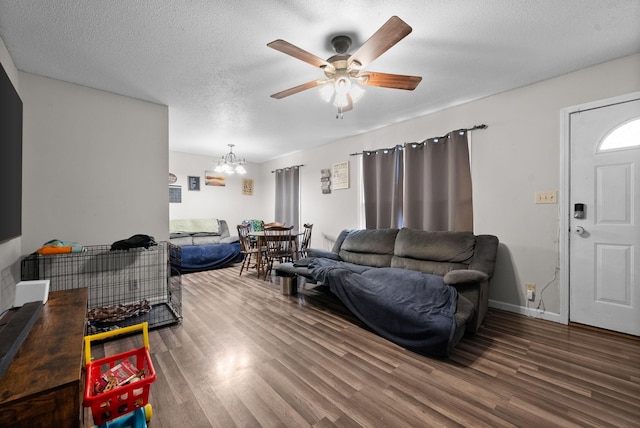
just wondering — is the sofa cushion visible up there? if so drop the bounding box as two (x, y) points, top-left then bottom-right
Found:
(170, 236), (193, 246)
(394, 229), (476, 263)
(339, 229), (399, 267)
(192, 235), (222, 245)
(389, 229), (477, 276)
(307, 248), (342, 260)
(170, 218), (220, 235)
(390, 258), (468, 277)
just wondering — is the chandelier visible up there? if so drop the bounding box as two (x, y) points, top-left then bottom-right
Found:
(214, 144), (246, 175)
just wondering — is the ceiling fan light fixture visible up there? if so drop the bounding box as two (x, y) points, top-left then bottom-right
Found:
(319, 82), (334, 102)
(349, 83), (365, 102)
(334, 75), (352, 95)
(334, 93), (349, 108)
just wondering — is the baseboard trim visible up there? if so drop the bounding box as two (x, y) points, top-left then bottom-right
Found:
(489, 299), (563, 324)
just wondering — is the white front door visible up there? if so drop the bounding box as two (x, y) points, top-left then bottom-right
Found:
(569, 98), (640, 336)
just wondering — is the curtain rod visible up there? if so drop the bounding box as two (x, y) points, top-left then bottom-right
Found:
(430, 123), (487, 141)
(349, 124), (488, 156)
(271, 164), (305, 173)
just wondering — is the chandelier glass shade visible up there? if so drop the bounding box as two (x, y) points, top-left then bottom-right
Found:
(214, 144), (246, 175)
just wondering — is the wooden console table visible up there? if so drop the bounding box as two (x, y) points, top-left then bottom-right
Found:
(0, 288), (87, 427)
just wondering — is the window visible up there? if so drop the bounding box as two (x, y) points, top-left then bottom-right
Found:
(598, 118), (640, 152)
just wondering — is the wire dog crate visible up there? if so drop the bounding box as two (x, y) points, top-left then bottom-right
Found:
(21, 241), (182, 332)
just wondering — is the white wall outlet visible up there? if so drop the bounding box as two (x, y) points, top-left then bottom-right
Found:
(525, 283), (536, 301)
(535, 191), (557, 204)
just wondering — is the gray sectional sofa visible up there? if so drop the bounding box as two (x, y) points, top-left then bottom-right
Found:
(169, 219), (242, 272)
(277, 227), (499, 356)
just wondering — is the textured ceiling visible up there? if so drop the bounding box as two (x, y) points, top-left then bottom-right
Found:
(1, 1), (639, 163)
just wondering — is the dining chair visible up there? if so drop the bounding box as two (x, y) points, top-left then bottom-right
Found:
(262, 225), (295, 280)
(299, 223), (313, 258)
(237, 223), (266, 276)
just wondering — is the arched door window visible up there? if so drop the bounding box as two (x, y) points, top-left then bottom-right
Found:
(597, 118), (640, 152)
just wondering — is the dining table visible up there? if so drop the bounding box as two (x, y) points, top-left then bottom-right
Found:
(249, 229), (303, 278)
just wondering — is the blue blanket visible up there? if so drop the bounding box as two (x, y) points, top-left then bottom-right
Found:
(178, 243), (242, 272)
(308, 258), (459, 357)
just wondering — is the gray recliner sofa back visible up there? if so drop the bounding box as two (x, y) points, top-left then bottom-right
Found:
(391, 229), (499, 278)
(339, 228), (399, 267)
(391, 229), (477, 276)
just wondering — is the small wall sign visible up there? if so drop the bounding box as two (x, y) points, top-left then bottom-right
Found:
(242, 178), (254, 196)
(321, 168), (331, 194)
(332, 161), (349, 190)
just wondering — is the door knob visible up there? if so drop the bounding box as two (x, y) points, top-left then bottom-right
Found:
(574, 225), (585, 235)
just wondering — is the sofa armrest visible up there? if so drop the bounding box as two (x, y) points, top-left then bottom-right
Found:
(306, 248), (342, 260)
(468, 235), (499, 277)
(445, 269), (490, 334)
(443, 269), (488, 285)
(217, 220), (231, 239)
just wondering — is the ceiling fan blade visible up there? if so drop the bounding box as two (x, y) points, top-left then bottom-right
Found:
(267, 39), (332, 69)
(347, 16), (412, 69)
(270, 79), (326, 99)
(358, 72), (422, 90)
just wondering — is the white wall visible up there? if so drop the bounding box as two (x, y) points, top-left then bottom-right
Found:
(260, 53), (640, 320)
(20, 73), (169, 254)
(169, 150), (268, 235)
(0, 36), (21, 312)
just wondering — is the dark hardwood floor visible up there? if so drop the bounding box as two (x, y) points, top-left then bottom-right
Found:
(84, 264), (640, 427)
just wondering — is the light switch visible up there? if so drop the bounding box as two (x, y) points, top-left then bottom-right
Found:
(535, 191), (557, 204)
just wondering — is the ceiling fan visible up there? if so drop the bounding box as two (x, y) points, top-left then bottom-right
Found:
(267, 16), (422, 118)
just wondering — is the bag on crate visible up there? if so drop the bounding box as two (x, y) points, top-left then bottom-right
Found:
(110, 234), (157, 251)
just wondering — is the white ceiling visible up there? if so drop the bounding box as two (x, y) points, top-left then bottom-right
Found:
(1, 1), (639, 163)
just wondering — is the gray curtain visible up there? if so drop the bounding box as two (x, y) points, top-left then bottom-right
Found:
(403, 130), (473, 231)
(362, 145), (404, 229)
(274, 166), (300, 231)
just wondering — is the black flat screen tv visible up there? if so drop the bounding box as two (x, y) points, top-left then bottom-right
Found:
(0, 61), (23, 243)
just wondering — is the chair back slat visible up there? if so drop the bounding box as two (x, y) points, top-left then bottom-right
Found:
(264, 226), (293, 258)
(237, 223), (252, 252)
(262, 226), (295, 279)
(300, 223), (313, 257)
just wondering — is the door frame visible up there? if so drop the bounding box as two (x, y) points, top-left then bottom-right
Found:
(559, 90), (640, 325)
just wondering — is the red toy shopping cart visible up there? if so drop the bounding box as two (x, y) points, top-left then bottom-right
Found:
(84, 322), (157, 427)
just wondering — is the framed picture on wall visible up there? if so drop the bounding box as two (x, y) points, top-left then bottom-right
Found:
(169, 185), (182, 203)
(205, 170), (226, 186)
(242, 178), (254, 196)
(188, 176), (200, 191)
(332, 161), (349, 190)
